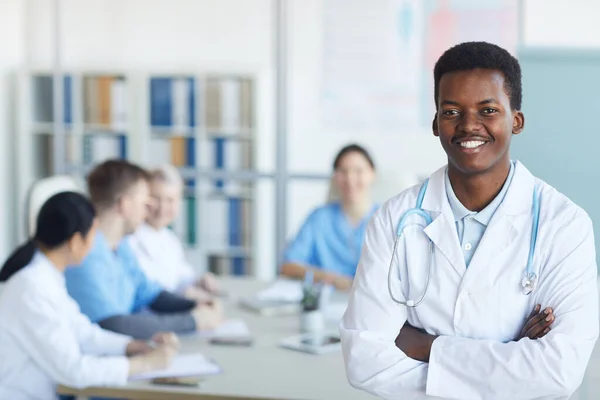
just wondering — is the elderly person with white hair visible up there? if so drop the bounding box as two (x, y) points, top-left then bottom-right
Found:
(129, 164), (220, 301)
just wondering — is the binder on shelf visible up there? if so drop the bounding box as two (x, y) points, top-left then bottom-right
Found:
(225, 139), (253, 171)
(183, 136), (196, 246)
(111, 78), (127, 131)
(32, 75), (72, 124)
(33, 133), (77, 178)
(220, 78), (241, 133)
(83, 76), (99, 125)
(228, 197), (244, 275)
(206, 79), (221, 129)
(203, 194), (229, 249)
(150, 77), (172, 127)
(82, 134), (127, 165)
(64, 76), (72, 126)
(97, 76), (113, 126)
(213, 137), (226, 189)
(185, 188), (197, 246)
(150, 76), (196, 132)
(240, 79), (253, 130)
(83, 75), (127, 130)
(33, 134), (53, 178)
(170, 137), (187, 166)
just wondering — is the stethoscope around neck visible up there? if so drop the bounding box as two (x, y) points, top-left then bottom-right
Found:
(387, 179), (541, 307)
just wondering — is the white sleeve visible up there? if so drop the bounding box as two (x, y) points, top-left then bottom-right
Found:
(340, 206), (429, 400)
(73, 307), (132, 356)
(426, 210), (599, 400)
(170, 232), (196, 289)
(14, 291), (129, 388)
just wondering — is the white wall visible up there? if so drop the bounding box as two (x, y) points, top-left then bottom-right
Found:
(2, 0), (600, 273)
(523, 0), (600, 48)
(0, 0), (27, 262)
(27, 0), (273, 70)
(285, 0), (446, 238)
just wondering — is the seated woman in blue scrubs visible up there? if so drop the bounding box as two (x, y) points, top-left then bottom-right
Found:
(280, 144), (378, 291)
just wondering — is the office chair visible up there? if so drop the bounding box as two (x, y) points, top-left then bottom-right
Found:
(25, 175), (81, 237)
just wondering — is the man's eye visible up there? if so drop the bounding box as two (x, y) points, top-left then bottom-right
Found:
(442, 110), (459, 116)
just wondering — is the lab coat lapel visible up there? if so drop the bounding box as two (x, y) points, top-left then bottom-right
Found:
(421, 167), (467, 277)
(460, 161), (536, 290)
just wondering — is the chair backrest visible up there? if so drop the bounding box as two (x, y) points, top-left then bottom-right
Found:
(26, 175), (81, 237)
(326, 171), (420, 205)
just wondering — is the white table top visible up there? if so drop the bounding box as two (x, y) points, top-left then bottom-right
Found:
(60, 277), (377, 400)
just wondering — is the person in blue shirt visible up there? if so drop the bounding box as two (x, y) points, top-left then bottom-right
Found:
(65, 160), (224, 339)
(280, 144), (378, 291)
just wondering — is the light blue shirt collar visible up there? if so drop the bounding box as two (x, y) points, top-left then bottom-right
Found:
(445, 162), (515, 226)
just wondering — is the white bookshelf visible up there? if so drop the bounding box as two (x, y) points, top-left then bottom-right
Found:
(16, 70), (138, 241)
(17, 68), (276, 279)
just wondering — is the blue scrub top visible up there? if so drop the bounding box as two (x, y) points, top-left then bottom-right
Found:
(65, 231), (163, 323)
(283, 202), (378, 277)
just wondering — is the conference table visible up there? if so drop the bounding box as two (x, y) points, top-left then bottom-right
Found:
(58, 277), (377, 400)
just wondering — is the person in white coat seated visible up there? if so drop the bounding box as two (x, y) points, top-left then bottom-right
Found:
(0, 191), (179, 400)
(129, 164), (220, 301)
(340, 41), (599, 400)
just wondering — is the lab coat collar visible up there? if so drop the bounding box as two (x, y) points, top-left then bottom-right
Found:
(498, 160), (536, 217)
(420, 160), (536, 278)
(32, 251), (66, 288)
(421, 160), (535, 217)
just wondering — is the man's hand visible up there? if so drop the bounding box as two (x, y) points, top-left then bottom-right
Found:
(128, 343), (177, 376)
(197, 272), (220, 294)
(395, 322), (437, 362)
(322, 273), (353, 291)
(125, 332), (179, 356)
(517, 304), (554, 340)
(150, 332), (179, 350)
(192, 300), (224, 331)
(184, 286), (213, 302)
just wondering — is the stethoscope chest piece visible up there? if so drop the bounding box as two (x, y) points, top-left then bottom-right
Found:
(521, 272), (537, 296)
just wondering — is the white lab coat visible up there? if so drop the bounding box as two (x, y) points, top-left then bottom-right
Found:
(0, 252), (131, 400)
(129, 223), (196, 292)
(340, 162), (599, 400)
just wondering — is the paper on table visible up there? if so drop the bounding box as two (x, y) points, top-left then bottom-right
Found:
(255, 280), (303, 302)
(129, 353), (222, 381)
(197, 319), (251, 339)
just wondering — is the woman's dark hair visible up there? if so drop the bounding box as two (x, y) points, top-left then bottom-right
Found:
(333, 144), (375, 171)
(0, 191), (96, 282)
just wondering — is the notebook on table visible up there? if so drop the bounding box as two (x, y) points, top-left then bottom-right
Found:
(129, 353), (222, 381)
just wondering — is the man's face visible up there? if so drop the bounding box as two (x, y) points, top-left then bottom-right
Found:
(433, 68), (524, 176)
(147, 180), (182, 229)
(120, 180), (151, 235)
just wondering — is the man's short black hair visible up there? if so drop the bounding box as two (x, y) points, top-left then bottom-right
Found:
(433, 41), (522, 110)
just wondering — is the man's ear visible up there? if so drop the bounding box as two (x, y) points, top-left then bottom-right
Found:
(115, 194), (127, 214)
(512, 111), (525, 135)
(432, 114), (439, 137)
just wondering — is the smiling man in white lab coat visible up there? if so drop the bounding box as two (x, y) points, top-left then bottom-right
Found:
(340, 41), (599, 400)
